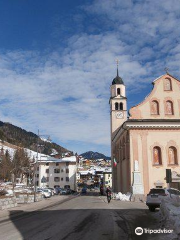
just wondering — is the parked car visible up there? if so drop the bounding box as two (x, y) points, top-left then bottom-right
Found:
(46, 188), (55, 196)
(42, 189), (51, 198)
(146, 188), (180, 211)
(43, 188), (53, 196)
(81, 188), (87, 194)
(55, 187), (63, 195)
(60, 189), (67, 195)
(37, 189), (51, 198)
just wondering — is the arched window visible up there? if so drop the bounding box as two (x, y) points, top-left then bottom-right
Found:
(164, 78), (172, 91)
(115, 102), (119, 110)
(153, 147), (162, 165)
(168, 147), (178, 165)
(120, 102), (123, 110)
(117, 88), (120, 95)
(151, 100), (159, 115)
(165, 101), (173, 115)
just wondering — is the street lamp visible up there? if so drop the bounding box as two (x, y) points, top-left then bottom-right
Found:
(34, 130), (51, 202)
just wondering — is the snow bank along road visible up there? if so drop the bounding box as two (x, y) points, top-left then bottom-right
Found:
(0, 193), (170, 240)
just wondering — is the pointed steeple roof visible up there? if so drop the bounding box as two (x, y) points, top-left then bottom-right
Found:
(112, 62), (124, 85)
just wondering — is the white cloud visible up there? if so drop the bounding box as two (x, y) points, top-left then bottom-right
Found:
(0, 0), (180, 155)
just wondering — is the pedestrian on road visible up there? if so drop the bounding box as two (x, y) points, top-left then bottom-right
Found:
(106, 186), (111, 203)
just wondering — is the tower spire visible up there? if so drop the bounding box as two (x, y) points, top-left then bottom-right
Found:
(116, 59), (119, 76)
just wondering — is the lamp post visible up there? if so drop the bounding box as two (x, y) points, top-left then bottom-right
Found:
(34, 130), (51, 202)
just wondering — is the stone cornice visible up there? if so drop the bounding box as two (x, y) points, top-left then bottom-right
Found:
(112, 120), (180, 142)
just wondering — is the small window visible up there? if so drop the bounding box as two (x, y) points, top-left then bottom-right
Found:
(66, 169), (69, 173)
(61, 178), (63, 181)
(117, 88), (120, 95)
(61, 169), (64, 173)
(37, 167), (39, 171)
(46, 163), (49, 166)
(66, 177), (69, 182)
(54, 177), (60, 182)
(36, 174), (39, 177)
(56, 163), (59, 166)
(120, 102), (123, 110)
(115, 102), (119, 110)
(54, 169), (60, 173)
(66, 162), (69, 166)
(46, 169), (49, 173)
(46, 177), (49, 182)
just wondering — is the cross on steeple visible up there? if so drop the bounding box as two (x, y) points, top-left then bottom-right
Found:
(164, 67), (169, 73)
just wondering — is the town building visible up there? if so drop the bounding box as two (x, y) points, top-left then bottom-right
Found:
(77, 166), (112, 187)
(35, 155), (77, 190)
(103, 172), (112, 189)
(110, 70), (180, 195)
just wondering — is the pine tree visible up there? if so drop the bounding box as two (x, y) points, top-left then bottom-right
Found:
(12, 148), (31, 183)
(0, 148), (12, 181)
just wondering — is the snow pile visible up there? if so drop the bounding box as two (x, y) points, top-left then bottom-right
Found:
(113, 192), (131, 201)
(160, 196), (180, 236)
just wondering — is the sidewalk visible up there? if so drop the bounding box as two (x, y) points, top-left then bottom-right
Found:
(0, 194), (79, 223)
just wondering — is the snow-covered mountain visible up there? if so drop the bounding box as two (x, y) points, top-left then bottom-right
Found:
(0, 140), (48, 160)
(0, 120), (70, 157)
(80, 151), (110, 160)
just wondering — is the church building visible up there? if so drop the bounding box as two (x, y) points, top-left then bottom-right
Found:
(110, 69), (180, 196)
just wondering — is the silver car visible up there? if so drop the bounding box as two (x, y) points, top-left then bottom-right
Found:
(146, 188), (180, 211)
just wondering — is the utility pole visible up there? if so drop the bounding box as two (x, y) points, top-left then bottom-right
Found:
(34, 129), (39, 202)
(34, 130), (51, 202)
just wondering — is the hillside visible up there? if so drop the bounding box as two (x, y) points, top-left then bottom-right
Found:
(80, 151), (111, 160)
(0, 121), (70, 156)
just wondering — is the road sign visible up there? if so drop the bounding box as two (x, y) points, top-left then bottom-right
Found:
(41, 176), (47, 183)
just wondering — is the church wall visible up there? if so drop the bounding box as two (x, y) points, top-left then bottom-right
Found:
(112, 130), (131, 193)
(129, 74), (180, 120)
(147, 129), (180, 191)
(129, 128), (180, 194)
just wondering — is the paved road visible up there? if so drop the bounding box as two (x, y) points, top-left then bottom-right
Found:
(0, 193), (170, 240)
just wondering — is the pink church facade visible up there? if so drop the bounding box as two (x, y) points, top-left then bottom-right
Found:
(111, 73), (180, 195)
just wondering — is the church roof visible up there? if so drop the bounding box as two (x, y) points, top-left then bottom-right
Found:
(153, 73), (180, 83)
(112, 68), (124, 85)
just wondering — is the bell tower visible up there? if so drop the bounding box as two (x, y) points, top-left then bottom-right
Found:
(109, 62), (127, 139)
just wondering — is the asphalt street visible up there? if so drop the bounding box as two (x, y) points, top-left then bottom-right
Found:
(0, 193), (171, 240)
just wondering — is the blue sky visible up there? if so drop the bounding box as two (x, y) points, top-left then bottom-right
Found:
(0, 0), (180, 156)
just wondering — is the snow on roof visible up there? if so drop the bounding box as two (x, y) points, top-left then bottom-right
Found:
(78, 167), (112, 175)
(37, 155), (77, 163)
(61, 156), (76, 162)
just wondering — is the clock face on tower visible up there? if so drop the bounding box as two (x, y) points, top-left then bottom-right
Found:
(116, 111), (124, 119)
